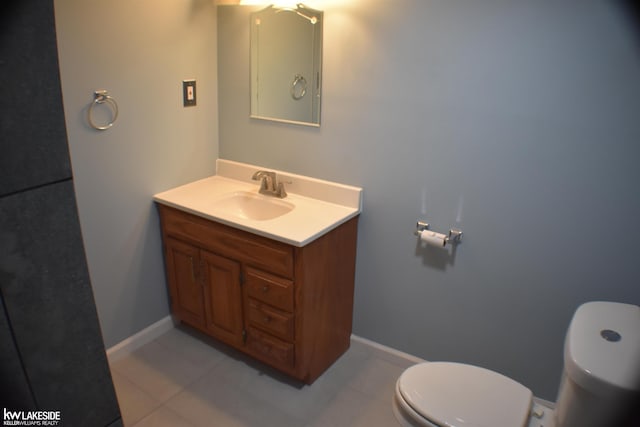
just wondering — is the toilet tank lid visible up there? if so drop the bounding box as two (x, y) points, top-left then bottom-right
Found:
(565, 301), (640, 393)
(398, 362), (532, 427)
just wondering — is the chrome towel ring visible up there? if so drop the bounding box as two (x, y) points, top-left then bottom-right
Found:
(290, 74), (307, 100)
(88, 89), (118, 130)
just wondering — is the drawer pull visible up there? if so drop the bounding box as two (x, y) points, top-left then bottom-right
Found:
(247, 327), (295, 367)
(255, 341), (272, 353)
(246, 269), (294, 311)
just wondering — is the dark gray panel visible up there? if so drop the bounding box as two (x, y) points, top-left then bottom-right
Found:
(106, 418), (125, 427)
(0, 180), (120, 426)
(0, 294), (36, 410)
(0, 0), (72, 197)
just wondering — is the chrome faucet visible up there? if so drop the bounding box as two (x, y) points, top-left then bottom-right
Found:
(252, 170), (287, 198)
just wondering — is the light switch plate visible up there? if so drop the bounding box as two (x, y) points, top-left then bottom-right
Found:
(183, 80), (196, 107)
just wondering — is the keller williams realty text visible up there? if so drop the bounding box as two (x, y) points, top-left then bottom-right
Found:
(3, 409), (61, 426)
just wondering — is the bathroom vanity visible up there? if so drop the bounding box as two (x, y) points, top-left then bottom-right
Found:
(154, 160), (362, 384)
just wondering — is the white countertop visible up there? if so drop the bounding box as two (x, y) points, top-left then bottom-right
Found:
(153, 160), (363, 247)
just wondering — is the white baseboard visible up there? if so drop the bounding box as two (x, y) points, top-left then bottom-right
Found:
(106, 322), (557, 408)
(351, 334), (556, 407)
(534, 397), (556, 409)
(106, 315), (176, 363)
(351, 334), (426, 365)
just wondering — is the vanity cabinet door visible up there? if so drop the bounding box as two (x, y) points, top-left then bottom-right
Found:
(200, 250), (244, 347)
(164, 237), (206, 328)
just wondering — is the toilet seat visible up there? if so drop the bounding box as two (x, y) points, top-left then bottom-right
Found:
(396, 362), (533, 427)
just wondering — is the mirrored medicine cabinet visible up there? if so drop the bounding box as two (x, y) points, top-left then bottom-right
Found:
(250, 4), (323, 127)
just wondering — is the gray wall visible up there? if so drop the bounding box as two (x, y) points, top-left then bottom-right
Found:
(218, 1), (640, 400)
(54, 0), (219, 347)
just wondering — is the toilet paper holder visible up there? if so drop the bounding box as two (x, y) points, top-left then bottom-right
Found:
(415, 221), (463, 244)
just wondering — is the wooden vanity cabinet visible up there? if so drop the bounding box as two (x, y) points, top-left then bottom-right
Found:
(157, 204), (358, 384)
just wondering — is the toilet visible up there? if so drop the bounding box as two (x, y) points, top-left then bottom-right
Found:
(393, 301), (640, 427)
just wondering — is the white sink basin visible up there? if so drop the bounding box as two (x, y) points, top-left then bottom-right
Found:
(153, 160), (362, 246)
(214, 191), (294, 221)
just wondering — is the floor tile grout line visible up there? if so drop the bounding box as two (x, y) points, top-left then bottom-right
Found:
(130, 403), (199, 427)
(111, 368), (164, 407)
(113, 327), (405, 427)
(112, 354), (217, 427)
(110, 370), (164, 426)
(109, 336), (231, 407)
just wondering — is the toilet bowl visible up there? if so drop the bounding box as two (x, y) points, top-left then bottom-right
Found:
(393, 301), (640, 427)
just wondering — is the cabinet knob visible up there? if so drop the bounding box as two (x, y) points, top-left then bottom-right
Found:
(262, 285), (269, 293)
(263, 316), (271, 323)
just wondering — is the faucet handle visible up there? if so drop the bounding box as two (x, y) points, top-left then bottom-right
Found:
(276, 181), (287, 198)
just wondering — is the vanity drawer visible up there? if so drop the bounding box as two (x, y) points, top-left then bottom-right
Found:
(247, 327), (294, 369)
(247, 299), (294, 341)
(245, 268), (294, 312)
(159, 205), (294, 278)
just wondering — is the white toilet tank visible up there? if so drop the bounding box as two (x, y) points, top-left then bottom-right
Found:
(554, 301), (640, 427)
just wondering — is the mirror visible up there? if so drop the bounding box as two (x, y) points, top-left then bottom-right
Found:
(250, 4), (323, 127)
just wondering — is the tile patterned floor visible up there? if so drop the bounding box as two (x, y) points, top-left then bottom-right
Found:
(109, 325), (413, 427)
